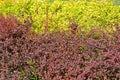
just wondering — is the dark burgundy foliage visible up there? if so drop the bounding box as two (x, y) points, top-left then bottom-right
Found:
(0, 15), (120, 80)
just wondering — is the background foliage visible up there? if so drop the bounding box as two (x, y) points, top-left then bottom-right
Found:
(0, 0), (120, 33)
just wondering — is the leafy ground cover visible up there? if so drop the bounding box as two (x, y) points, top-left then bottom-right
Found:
(0, 14), (120, 80)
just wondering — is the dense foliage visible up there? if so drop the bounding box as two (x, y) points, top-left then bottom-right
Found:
(0, 0), (120, 80)
(0, 14), (39, 80)
(0, 15), (120, 80)
(0, 0), (120, 33)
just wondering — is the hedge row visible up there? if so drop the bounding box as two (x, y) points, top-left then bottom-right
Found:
(0, 0), (120, 33)
(0, 15), (120, 80)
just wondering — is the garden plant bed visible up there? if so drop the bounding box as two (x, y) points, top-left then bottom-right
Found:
(0, 0), (120, 80)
